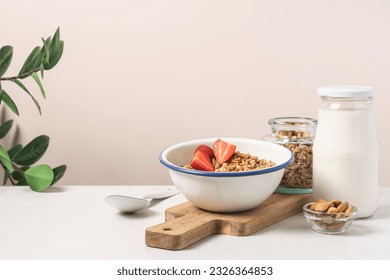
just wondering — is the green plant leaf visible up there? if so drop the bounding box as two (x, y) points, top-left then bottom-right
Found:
(51, 165), (67, 186)
(0, 46), (13, 77)
(0, 90), (19, 116)
(40, 64), (44, 79)
(13, 135), (50, 165)
(0, 119), (13, 139)
(8, 144), (23, 159)
(24, 164), (54, 192)
(43, 28), (61, 70)
(44, 41), (64, 70)
(13, 79), (41, 115)
(51, 27), (60, 51)
(18, 46), (42, 77)
(16, 177), (28, 186)
(53, 27), (60, 42)
(41, 37), (51, 65)
(31, 72), (46, 98)
(0, 144), (14, 173)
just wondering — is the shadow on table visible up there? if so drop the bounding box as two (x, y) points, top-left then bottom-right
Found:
(41, 186), (65, 193)
(118, 209), (159, 219)
(20, 186), (65, 193)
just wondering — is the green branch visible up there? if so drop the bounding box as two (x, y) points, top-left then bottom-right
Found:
(0, 67), (41, 81)
(0, 27), (67, 191)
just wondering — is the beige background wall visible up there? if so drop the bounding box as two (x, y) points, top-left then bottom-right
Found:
(1, 0), (389, 186)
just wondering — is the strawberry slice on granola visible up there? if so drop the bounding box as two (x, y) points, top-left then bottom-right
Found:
(190, 149), (215, 171)
(213, 139), (236, 165)
(195, 145), (214, 159)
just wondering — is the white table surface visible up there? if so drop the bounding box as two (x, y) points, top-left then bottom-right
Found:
(0, 185), (389, 260)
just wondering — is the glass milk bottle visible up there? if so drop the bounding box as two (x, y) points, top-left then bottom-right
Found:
(313, 86), (379, 218)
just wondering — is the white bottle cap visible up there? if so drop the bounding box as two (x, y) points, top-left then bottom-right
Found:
(317, 85), (375, 98)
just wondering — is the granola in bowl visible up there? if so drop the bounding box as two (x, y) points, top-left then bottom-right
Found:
(183, 139), (276, 172)
(159, 138), (293, 212)
(184, 151), (275, 172)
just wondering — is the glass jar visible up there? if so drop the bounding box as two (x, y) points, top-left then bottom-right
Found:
(313, 85), (378, 218)
(264, 117), (317, 190)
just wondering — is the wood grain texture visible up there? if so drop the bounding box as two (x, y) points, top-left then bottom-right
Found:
(145, 193), (312, 250)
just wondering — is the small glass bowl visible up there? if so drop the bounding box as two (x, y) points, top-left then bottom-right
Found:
(303, 202), (358, 234)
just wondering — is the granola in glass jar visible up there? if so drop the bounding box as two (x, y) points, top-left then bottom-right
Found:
(264, 117), (317, 189)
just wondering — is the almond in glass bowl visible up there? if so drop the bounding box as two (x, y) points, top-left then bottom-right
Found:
(303, 200), (357, 234)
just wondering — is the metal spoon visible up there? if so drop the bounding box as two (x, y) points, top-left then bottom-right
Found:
(105, 187), (179, 213)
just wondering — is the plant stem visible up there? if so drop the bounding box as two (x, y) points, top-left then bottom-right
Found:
(0, 67), (40, 81)
(0, 161), (17, 185)
(8, 173), (17, 185)
(0, 161), (27, 185)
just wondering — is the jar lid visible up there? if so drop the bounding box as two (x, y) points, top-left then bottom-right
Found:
(317, 85), (375, 98)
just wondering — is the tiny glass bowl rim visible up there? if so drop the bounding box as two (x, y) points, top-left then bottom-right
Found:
(303, 202), (358, 222)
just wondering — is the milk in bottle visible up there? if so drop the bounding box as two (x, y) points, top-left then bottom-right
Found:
(313, 86), (378, 218)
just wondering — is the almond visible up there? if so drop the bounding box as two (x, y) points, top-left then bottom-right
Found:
(329, 199), (342, 208)
(309, 202), (318, 211)
(345, 206), (355, 213)
(336, 202), (349, 213)
(316, 198), (327, 203)
(327, 207), (338, 214)
(315, 202), (330, 213)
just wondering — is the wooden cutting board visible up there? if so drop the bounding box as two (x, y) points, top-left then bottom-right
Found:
(145, 193), (312, 250)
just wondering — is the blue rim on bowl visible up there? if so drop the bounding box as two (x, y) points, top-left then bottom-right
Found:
(159, 138), (294, 177)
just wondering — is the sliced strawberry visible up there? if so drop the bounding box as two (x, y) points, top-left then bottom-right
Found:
(190, 150), (215, 171)
(213, 139), (236, 164)
(195, 145), (214, 159)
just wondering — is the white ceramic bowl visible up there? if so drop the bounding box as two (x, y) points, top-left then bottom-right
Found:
(160, 138), (293, 213)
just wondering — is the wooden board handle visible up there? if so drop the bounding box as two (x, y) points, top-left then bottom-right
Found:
(145, 213), (215, 250)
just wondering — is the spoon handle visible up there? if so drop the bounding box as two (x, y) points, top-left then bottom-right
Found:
(141, 188), (179, 200)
